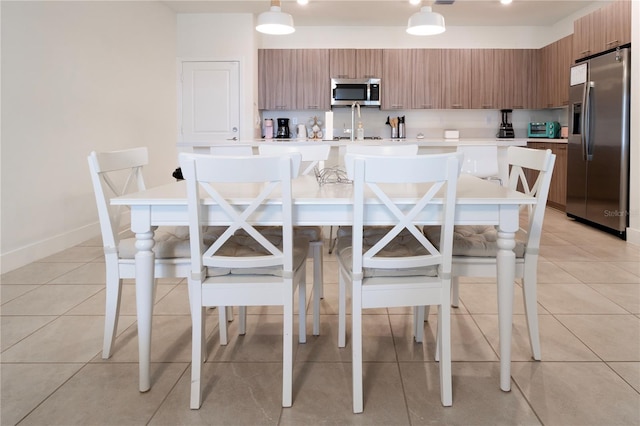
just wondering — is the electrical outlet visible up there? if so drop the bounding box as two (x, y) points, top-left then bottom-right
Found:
(292, 117), (298, 125)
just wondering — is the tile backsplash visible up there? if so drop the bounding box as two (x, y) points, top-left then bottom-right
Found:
(261, 108), (567, 139)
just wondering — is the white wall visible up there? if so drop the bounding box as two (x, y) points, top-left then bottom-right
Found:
(177, 14), (260, 140)
(0, 1), (178, 272)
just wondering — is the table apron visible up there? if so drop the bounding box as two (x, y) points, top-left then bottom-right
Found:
(130, 203), (516, 229)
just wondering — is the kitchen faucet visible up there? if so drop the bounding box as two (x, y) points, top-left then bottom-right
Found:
(350, 101), (361, 141)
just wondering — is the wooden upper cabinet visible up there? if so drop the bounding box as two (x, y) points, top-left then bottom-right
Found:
(258, 49), (297, 110)
(357, 49), (383, 78)
(555, 35), (572, 107)
(471, 49), (501, 109)
(573, 9), (597, 60)
(602, 0), (631, 50)
(329, 49), (382, 79)
(382, 49), (412, 110)
(329, 49), (356, 78)
(296, 49), (330, 110)
(259, 49), (329, 110)
(539, 35), (572, 108)
(441, 49), (472, 109)
(538, 43), (556, 108)
(411, 49), (442, 109)
(501, 49), (538, 110)
(573, 0), (631, 61)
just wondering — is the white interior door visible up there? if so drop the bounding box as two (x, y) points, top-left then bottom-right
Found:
(180, 61), (240, 142)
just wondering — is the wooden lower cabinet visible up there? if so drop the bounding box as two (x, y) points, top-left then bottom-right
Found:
(526, 142), (567, 210)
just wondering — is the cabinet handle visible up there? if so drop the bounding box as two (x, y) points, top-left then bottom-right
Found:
(513, 105), (524, 109)
(580, 50), (590, 55)
(306, 105), (319, 109)
(606, 40), (619, 46)
(452, 104), (463, 109)
(421, 104), (433, 108)
(391, 104), (404, 109)
(482, 104), (493, 109)
(275, 105), (288, 109)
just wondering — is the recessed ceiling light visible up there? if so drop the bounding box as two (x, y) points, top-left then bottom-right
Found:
(297, 0), (309, 5)
(500, 0), (513, 4)
(409, 0), (421, 5)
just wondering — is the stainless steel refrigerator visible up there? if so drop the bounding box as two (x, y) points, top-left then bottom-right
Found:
(567, 46), (630, 239)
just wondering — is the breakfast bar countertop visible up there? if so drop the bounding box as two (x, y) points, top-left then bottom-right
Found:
(179, 138), (531, 148)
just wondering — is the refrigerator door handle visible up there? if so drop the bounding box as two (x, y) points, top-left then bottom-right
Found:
(583, 81), (595, 161)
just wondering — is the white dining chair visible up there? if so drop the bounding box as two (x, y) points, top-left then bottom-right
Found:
(258, 142), (332, 336)
(423, 146), (556, 361)
(456, 144), (501, 184)
(179, 152), (309, 410)
(88, 147), (192, 359)
(328, 144), (420, 254)
(336, 152), (460, 413)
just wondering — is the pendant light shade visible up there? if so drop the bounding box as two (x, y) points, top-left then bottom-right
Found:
(407, 6), (446, 36)
(256, 1), (295, 35)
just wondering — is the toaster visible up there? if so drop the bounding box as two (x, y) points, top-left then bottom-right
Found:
(528, 122), (561, 138)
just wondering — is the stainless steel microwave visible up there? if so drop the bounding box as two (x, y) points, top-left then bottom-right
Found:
(331, 78), (381, 107)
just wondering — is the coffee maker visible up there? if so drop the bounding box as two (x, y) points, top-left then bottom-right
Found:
(497, 109), (515, 138)
(276, 118), (290, 139)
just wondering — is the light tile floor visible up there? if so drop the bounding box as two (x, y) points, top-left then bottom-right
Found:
(1, 208), (639, 425)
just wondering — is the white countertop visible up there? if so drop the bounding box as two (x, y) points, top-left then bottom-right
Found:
(180, 138), (529, 148)
(526, 138), (568, 144)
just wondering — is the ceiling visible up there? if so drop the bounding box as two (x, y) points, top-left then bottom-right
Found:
(161, 0), (605, 27)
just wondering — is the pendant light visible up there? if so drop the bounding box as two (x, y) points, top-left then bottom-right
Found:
(256, 0), (295, 35)
(406, 3), (446, 36)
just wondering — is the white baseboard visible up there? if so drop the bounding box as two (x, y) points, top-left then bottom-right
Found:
(626, 226), (640, 247)
(0, 223), (101, 274)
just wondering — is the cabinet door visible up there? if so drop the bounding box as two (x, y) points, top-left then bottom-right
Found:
(550, 143), (567, 209)
(258, 49), (297, 110)
(382, 49), (412, 110)
(555, 35), (572, 108)
(573, 11), (597, 60)
(330, 49), (383, 79)
(441, 49), (472, 109)
(357, 49), (383, 78)
(526, 142), (567, 210)
(330, 49), (356, 78)
(538, 43), (555, 109)
(504, 49), (538, 109)
(297, 49), (330, 110)
(411, 49), (442, 109)
(602, 0), (631, 51)
(472, 49), (500, 109)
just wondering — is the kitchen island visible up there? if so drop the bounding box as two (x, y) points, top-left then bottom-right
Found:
(178, 138), (529, 184)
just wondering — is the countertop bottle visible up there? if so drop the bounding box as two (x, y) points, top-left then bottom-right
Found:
(356, 122), (364, 141)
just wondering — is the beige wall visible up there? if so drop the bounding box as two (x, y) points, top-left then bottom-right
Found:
(1, 1), (178, 272)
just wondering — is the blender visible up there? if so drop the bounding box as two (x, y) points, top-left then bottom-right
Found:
(497, 109), (515, 138)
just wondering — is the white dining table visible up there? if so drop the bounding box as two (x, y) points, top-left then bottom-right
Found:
(112, 173), (535, 394)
